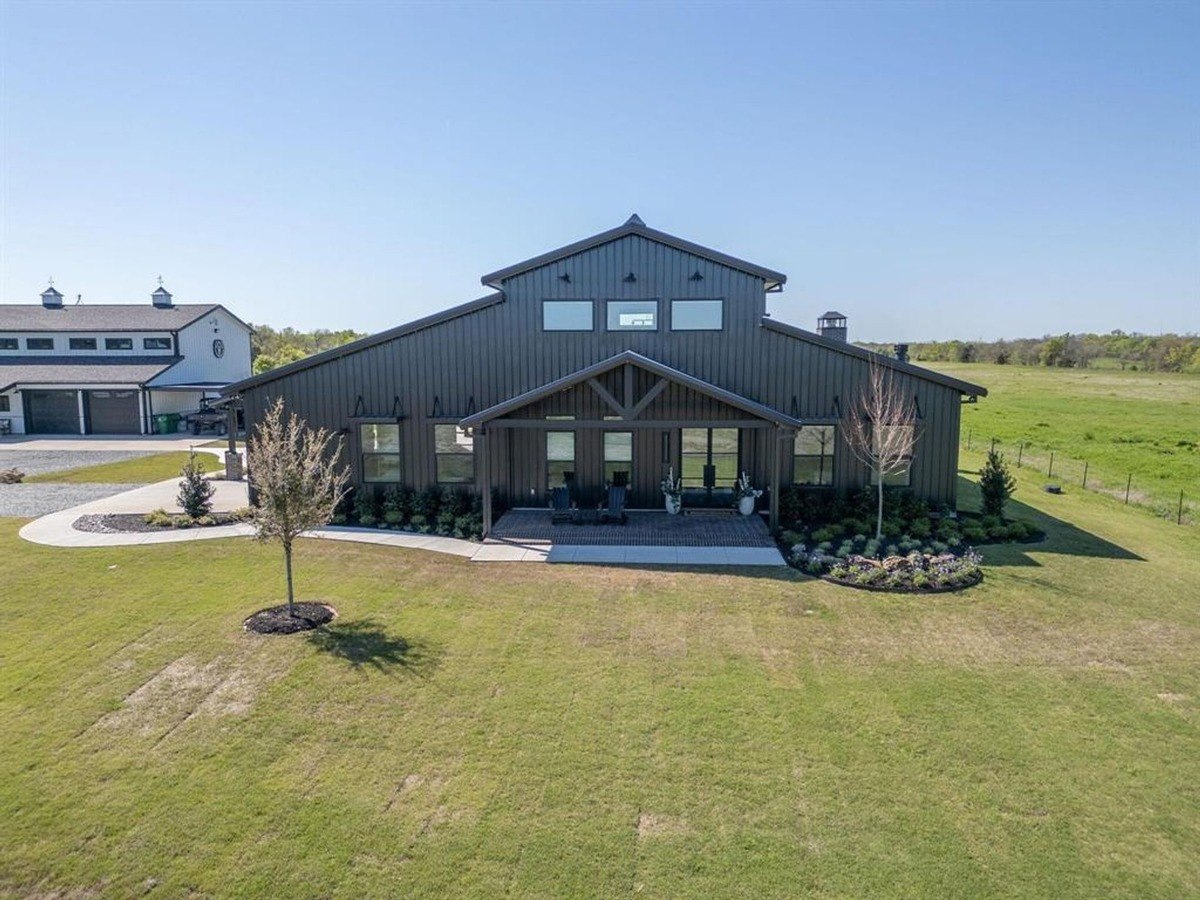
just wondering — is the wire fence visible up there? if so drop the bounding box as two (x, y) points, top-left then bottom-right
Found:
(962, 431), (1195, 526)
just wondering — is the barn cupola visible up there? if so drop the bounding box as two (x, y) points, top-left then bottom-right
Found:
(817, 311), (847, 342)
(41, 283), (64, 308)
(151, 279), (173, 308)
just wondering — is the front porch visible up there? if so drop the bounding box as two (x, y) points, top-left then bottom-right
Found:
(489, 508), (776, 546)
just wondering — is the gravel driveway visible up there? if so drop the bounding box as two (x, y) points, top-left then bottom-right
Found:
(0, 483), (148, 517)
(0, 449), (152, 478)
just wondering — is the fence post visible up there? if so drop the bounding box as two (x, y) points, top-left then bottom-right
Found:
(1082, 461), (1088, 489)
(1125, 473), (1132, 505)
(1017, 442), (1024, 468)
(1179, 490), (1185, 525)
(1048, 452), (1054, 478)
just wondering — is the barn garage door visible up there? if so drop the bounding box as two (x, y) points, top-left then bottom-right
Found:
(24, 390), (81, 434)
(86, 390), (141, 434)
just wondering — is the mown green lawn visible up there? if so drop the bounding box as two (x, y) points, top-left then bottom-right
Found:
(929, 363), (1199, 518)
(24, 451), (220, 484)
(1, 460), (1197, 898)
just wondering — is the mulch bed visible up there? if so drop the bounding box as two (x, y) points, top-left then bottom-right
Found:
(72, 512), (246, 534)
(821, 569), (984, 594)
(244, 603), (336, 635)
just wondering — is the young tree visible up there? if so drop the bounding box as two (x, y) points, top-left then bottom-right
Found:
(979, 448), (1017, 518)
(247, 398), (350, 618)
(177, 450), (215, 518)
(844, 362), (921, 539)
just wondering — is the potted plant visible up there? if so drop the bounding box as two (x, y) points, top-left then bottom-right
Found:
(735, 472), (762, 516)
(661, 467), (683, 515)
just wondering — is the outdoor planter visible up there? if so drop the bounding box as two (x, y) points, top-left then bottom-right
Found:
(735, 472), (762, 516)
(665, 494), (682, 515)
(737, 495), (756, 516)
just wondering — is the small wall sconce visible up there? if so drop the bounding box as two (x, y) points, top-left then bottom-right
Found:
(690, 270), (704, 281)
(558, 273), (571, 283)
(623, 272), (637, 283)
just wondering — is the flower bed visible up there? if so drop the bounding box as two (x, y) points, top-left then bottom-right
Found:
(333, 486), (486, 541)
(73, 508), (253, 533)
(820, 550), (983, 593)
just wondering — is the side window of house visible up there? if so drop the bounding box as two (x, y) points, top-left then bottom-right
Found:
(69, 338), (97, 351)
(670, 299), (723, 331)
(0, 395), (10, 412)
(546, 431), (575, 490)
(434, 424), (474, 484)
(0, 338), (19, 350)
(606, 300), (658, 331)
(543, 300), (594, 331)
(105, 338), (133, 350)
(361, 423), (401, 482)
(869, 424), (915, 486)
(793, 425), (836, 486)
(143, 337), (172, 350)
(26, 338), (54, 350)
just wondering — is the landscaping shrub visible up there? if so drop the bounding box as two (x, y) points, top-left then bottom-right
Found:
(144, 508), (174, 527)
(177, 451), (215, 518)
(353, 488), (378, 527)
(979, 448), (1017, 518)
(382, 486), (407, 525)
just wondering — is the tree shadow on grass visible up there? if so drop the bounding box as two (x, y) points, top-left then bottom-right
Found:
(305, 618), (441, 676)
(955, 476), (1144, 567)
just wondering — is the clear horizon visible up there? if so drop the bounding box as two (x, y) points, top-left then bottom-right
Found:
(1, 1), (1196, 342)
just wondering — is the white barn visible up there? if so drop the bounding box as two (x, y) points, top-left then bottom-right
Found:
(0, 284), (251, 435)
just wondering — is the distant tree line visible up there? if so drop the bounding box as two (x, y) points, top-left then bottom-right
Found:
(250, 324), (365, 375)
(856, 331), (1200, 373)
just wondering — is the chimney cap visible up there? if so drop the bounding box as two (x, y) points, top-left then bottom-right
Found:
(819, 310), (846, 320)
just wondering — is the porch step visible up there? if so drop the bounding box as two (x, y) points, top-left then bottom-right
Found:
(682, 508), (739, 517)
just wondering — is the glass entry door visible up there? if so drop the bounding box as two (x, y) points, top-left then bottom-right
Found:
(680, 427), (739, 505)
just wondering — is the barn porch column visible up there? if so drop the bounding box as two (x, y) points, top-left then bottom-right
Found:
(769, 425), (782, 530)
(477, 426), (492, 537)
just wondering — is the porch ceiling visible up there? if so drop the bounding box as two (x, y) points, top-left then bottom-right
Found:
(459, 350), (802, 430)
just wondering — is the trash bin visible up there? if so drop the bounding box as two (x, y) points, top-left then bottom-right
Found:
(153, 413), (173, 435)
(167, 413), (181, 433)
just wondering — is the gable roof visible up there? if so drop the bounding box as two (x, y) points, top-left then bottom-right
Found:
(762, 317), (988, 397)
(0, 356), (181, 392)
(460, 350), (802, 429)
(0, 303), (230, 333)
(480, 215), (787, 290)
(224, 292), (505, 394)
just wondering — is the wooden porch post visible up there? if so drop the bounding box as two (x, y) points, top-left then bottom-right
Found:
(479, 426), (492, 538)
(769, 426), (782, 530)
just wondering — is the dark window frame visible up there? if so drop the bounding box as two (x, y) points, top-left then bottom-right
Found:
(143, 337), (172, 350)
(359, 422), (402, 483)
(546, 430), (576, 491)
(25, 338), (54, 351)
(434, 424), (475, 485)
(669, 298), (725, 331)
(868, 424), (915, 487)
(603, 430), (633, 487)
(605, 299), (660, 332)
(793, 425), (837, 487)
(541, 299), (595, 332)
(0, 395), (10, 412)
(69, 337), (98, 351)
(105, 337), (134, 351)
(0, 338), (18, 350)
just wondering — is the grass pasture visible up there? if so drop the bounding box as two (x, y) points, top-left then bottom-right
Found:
(931, 363), (1199, 520)
(24, 451), (221, 485)
(1, 456), (1198, 898)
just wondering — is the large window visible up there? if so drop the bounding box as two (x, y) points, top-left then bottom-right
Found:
(69, 337), (97, 351)
(546, 431), (575, 490)
(360, 423), (401, 482)
(434, 424), (474, 484)
(606, 300), (657, 331)
(26, 338), (53, 350)
(0, 395), (9, 412)
(143, 337), (171, 350)
(542, 300), (593, 331)
(793, 426), (836, 486)
(680, 427), (738, 489)
(869, 424), (915, 487)
(603, 431), (632, 487)
(670, 299), (723, 331)
(105, 338), (133, 350)
(0, 338), (17, 350)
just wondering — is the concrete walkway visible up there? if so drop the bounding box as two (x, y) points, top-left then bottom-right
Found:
(0, 435), (237, 453)
(17, 479), (787, 566)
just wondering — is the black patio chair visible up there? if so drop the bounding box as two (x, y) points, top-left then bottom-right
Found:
(599, 484), (627, 525)
(610, 470), (629, 488)
(549, 486), (572, 524)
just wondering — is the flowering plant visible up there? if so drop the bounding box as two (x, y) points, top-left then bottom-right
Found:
(660, 467), (682, 499)
(735, 472), (763, 500)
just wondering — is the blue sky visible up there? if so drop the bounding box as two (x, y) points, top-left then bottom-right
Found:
(1, 1), (1196, 341)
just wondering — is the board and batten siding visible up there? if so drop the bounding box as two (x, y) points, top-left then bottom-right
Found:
(238, 233), (971, 508)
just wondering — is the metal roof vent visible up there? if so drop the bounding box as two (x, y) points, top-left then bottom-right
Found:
(41, 283), (64, 308)
(624, 213), (645, 227)
(817, 310), (847, 342)
(151, 279), (173, 308)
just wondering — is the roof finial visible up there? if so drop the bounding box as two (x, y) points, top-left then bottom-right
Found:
(47, 276), (54, 287)
(156, 274), (164, 287)
(624, 213), (645, 227)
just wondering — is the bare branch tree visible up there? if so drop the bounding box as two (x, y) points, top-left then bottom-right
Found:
(247, 397), (350, 617)
(844, 362), (921, 538)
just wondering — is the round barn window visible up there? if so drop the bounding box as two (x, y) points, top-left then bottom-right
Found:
(212, 339), (225, 358)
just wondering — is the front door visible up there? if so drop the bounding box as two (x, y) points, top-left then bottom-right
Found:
(680, 427), (739, 506)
